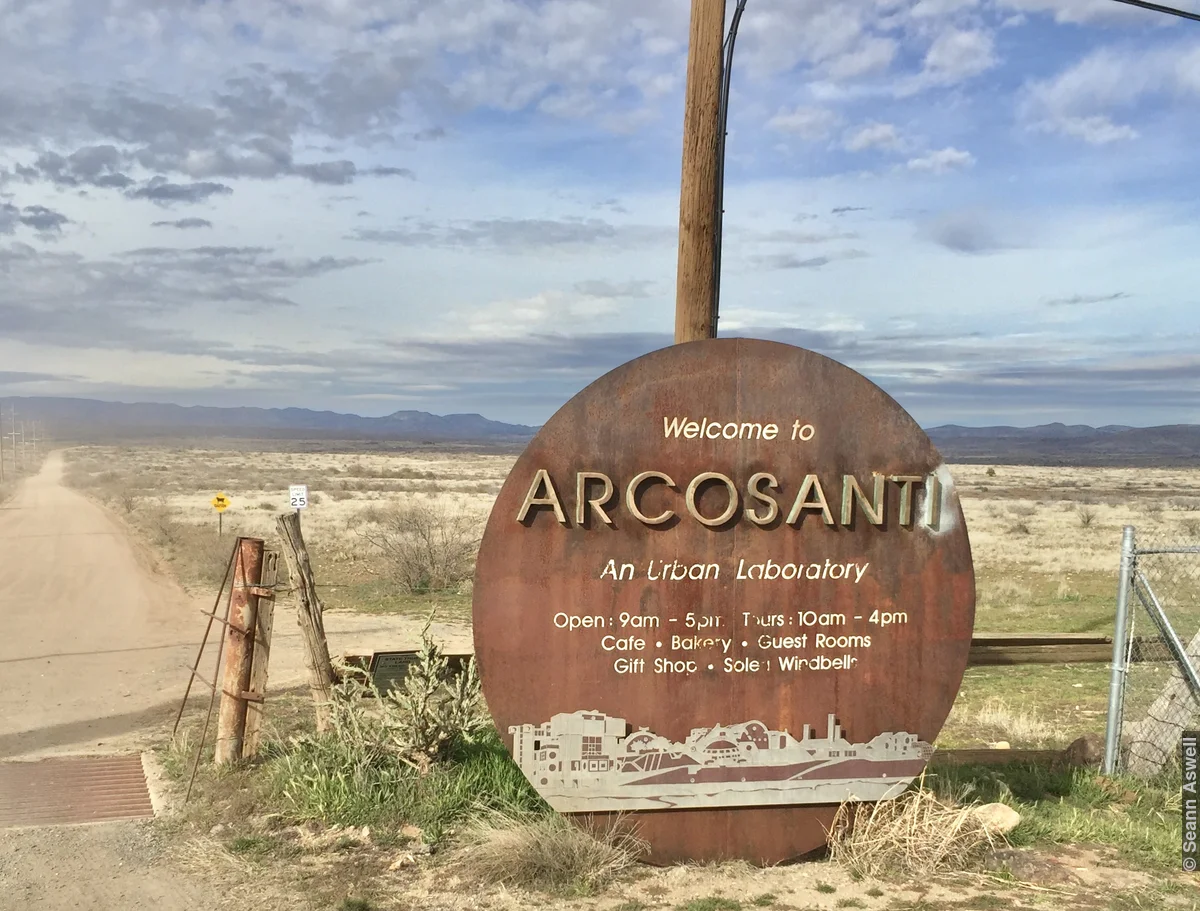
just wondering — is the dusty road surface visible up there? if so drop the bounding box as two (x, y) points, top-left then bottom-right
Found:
(0, 453), (204, 760)
(0, 453), (471, 910)
(0, 452), (472, 760)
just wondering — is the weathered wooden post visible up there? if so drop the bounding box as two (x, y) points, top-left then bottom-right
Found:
(276, 511), (335, 732)
(214, 537), (265, 765)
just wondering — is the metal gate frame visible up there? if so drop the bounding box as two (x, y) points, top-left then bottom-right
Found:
(1103, 525), (1200, 774)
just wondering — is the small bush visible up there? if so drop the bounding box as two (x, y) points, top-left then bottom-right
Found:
(460, 810), (647, 894)
(257, 500), (276, 511)
(1008, 521), (1031, 536)
(1077, 506), (1097, 527)
(358, 501), (481, 594)
(268, 615), (531, 839)
(986, 467), (996, 477)
(827, 785), (998, 880)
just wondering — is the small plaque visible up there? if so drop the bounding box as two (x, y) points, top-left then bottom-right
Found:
(369, 652), (420, 694)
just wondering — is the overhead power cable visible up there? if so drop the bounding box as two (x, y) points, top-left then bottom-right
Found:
(1106, 0), (1200, 22)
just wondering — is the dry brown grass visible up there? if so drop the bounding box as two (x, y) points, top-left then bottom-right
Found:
(459, 810), (648, 893)
(970, 698), (1059, 747)
(826, 784), (999, 880)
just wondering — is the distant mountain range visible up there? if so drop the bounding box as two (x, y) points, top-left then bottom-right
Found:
(1, 396), (537, 443)
(926, 423), (1200, 466)
(3, 397), (1197, 465)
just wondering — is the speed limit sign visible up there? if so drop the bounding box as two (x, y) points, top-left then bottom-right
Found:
(289, 484), (308, 509)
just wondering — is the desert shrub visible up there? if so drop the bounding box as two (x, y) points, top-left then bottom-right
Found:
(826, 785), (998, 879)
(118, 486), (140, 513)
(460, 811), (647, 893)
(1007, 521), (1031, 536)
(358, 501), (481, 594)
(1077, 506), (1097, 527)
(257, 500), (276, 510)
(268, 617), (530, 838)
(985, 467), (996, 477)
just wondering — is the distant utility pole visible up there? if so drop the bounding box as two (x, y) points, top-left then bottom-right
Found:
(674, 0), (727, 345)
(5, 406), (19, 474)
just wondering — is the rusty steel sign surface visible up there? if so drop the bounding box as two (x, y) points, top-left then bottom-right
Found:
(472, 339), (975, 864)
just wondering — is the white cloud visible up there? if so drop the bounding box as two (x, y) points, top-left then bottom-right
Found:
(823, 37), (898, 80)
(844, 122), (904, 152)
(907, 147), (975, 173)
(460, 289), (625, 339)
(767, 107), (839, 140)
(1020, 43), (1200, 143)
(922, 28), (997, 83)
(909, 0), (980, 17)
(996, 0), (1150, 24)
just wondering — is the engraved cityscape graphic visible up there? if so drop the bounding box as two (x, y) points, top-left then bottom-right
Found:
(510, 711), (933, 812)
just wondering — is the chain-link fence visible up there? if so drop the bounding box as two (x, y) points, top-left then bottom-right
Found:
(1104, 526), (1200, 777)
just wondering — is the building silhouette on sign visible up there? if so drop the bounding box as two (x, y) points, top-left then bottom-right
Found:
(510, 711), (932, 812)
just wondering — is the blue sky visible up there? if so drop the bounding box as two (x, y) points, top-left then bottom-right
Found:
(0, 0), (1197, 427)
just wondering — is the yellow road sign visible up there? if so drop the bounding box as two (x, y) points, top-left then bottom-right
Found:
(211, 493), (231, 512)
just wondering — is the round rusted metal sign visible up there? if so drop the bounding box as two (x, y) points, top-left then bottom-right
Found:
(473, 338), (975, 865)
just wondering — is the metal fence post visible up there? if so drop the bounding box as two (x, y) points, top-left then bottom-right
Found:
(1103, 525), (1137, 775)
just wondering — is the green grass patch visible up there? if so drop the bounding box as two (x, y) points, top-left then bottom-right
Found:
(927, 762), (1182, 870)
(226, 834), (276, 858)
(815, 882), (836, 894)
(751, 895), (777, 907)
(680, 899), (742, 911)
(938, 664), (1109, 748)
(265, 727), (546, 843)
(320, 575), (471, 620)
(614, 902), (650, 911)
(974, 566), (1116, 634)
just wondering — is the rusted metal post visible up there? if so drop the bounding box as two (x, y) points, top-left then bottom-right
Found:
(675, 0), (727, 344)
(214, 537), (265, 765)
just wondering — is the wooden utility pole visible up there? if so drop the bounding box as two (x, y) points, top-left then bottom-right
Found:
(6, 407), (19, 473)
(674, 0), (727, 344)
(214, 537), (265, 765)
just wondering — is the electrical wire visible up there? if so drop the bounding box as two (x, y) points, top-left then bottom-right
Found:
(712, 0), (748, 337)
(1106, 0), (1200, 22)
(707, 0), (1197, 338)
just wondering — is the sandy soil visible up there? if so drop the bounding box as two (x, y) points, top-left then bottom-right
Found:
(0, 454), (468, 910)
(0, 453), (469, 761)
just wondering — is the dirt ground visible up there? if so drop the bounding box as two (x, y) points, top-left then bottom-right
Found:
(2, 453), (1197, 911)
(0, 452), (470, 761)
(0, 454), (469, 910)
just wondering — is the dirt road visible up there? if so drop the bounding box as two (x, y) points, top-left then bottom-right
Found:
(0, 452), (472, 760)
(0, 453), (204, 759)
(0, 454), (471, 910)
